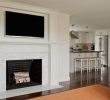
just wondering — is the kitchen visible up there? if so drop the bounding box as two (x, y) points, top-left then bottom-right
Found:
(69, 25), (108, 83)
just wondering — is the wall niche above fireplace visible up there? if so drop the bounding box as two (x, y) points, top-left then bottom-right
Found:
(6, 59), (42, 90)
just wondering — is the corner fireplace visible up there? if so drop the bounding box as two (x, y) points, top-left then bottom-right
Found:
(6, 59), (42, 90)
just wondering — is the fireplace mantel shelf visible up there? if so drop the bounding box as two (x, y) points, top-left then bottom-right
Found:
(0, 41), (59, 45)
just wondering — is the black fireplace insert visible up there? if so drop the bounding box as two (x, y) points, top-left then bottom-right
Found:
(6, 59), (42, 90)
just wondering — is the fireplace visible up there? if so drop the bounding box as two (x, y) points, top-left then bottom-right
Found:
(6, 59), (42, 90)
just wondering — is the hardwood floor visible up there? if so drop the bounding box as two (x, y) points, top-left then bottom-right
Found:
(6, 67), (109, 100)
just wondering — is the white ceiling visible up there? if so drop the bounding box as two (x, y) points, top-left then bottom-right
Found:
(4, 0), (110, 29)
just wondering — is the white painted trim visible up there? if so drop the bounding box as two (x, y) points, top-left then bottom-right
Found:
(0, 7), (49, 43)
(0, 85), (63, 99)
(0, 1), (51, 14)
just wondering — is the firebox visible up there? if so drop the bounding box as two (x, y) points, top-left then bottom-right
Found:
(6, 59), (42, 90)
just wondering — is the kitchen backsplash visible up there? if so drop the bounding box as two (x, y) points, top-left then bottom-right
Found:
(71, 43), (94, 51)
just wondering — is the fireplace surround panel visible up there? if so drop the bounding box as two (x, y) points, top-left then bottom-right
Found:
(0, 44), (49, 92)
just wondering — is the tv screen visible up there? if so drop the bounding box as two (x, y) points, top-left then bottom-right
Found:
(6, 11), (44, 38)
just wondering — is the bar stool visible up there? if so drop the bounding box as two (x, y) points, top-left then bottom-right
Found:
(88, 57), (102, 72)
(74, 58), (81, 80)
(74, 58), (81, 73)
(74, 58), (89, 74)
(96, 57), (102, 71)
(74, 57), (89, 86)
(88, 57), (97, 72)
(81, 58), (89, 74)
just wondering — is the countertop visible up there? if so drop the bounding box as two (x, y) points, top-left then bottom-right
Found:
(70, 50), (103, 53)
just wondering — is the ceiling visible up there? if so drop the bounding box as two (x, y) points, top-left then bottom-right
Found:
(4, 0), (110, 29)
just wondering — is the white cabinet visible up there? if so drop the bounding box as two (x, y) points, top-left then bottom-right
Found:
(76, 32), (94, 43)
(78, 33), (86, 43)
(86, 32), (94, 43)
(95, 36), (100, 51)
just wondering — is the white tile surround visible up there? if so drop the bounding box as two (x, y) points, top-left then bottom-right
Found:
(0, 44), (50, 93)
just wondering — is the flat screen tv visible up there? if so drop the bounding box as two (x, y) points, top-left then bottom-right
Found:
(6, 11), (44, 38)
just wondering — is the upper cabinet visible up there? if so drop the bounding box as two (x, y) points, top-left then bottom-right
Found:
(86, 32), (95, 43)
(76, 32), (95, 43)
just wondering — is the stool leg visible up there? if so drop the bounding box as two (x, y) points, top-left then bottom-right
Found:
(74, 59), (76, 79)
(87, 59), (89, 84)
(81, 59), (83, 86)
(90, 60), (91, 72)
(87, 59), (89, 73)
(74, 59), (76, 73)
(97, 59), (99, 71)
(89, 60), (91, 72)
(95, 59), (97, 72)
(81, 59), (83, 75)
(82, 60), (84, 73)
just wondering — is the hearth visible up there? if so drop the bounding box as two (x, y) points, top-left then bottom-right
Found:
(6, 59), (42, 90)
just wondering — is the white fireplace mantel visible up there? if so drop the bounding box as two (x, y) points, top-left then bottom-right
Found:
(0, 1), (70, 97)
(0, 44), (49, 92)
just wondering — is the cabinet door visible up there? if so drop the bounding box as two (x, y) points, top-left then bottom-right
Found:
(95, 35), (103, 51)
(86, 33), (94, 43)
(78, 33), (86, 43)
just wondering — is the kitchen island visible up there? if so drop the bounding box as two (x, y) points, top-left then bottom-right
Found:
(70, 50), (102, 73)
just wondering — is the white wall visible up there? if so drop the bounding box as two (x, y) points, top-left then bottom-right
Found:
(0, 1), (70, 88)
(58, 13), (70, 82)
(49, 13), (70, 84)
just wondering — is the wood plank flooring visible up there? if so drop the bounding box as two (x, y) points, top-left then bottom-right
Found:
(6, 67), (109, 100)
